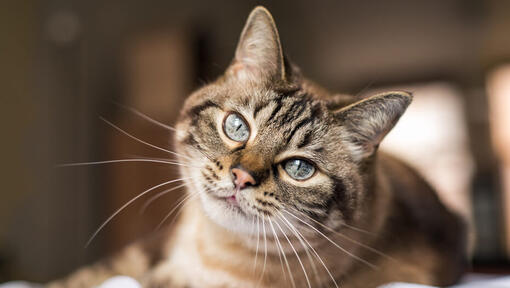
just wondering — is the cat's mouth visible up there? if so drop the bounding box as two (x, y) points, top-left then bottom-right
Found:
(225, 194), (239, 206)
(210, 191), (243, 210)
(212, 193), (239, 207)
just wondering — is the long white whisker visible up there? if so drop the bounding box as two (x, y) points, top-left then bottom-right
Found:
(253, 215), (260, 273)
(268, 218), (296, 288)
(339, 222), (376, 236)
(85, 177), (192, 247)
(273, 218), (288, 283)
(274, 218), (311, 288)
(283, 209), (378, 270)
(100, 117), (194, 162)
(57, 159), (198, 169)
(257, 215), (268, 287)
(166, 190), (201, 228)
(276, 213), (319, 287)
(155, 190), (203, 231)
(139, 183), (188, 214)
(155, 183), (223, 230)
(278, 211), (339, 288)
(291, 208), (394, 261)
(111, 100), (179, 132)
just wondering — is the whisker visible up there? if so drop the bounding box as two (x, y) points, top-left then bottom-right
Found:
(139, 183), (188, 215)
(275, 213), (320, 287)
(126, 155), (198, 169)
(111, 100), (179, 132)
(155, 190), (202, 231)
(165, 191), (199, 229)
(277, 211), (340, 288)
(268, 218), (296, 288)
(273, 218), (311, 288)
(257, 215), (268, 287)
(253, 215), (260, 274)
(100, 117), (194, 162)
(288, 208), (375, 236)
(283, 209), (378, 270)
(155, 183), (223, 230)
(273, 217), (288, 283)
(338, 222), (376, 236)
(85, 177), (192, 247)
(57, 159), (198, 169)
(290, 208), (393, 261)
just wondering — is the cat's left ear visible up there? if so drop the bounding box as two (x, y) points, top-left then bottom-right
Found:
(226, 6), (286, 83)
(334, 91), (412, 162)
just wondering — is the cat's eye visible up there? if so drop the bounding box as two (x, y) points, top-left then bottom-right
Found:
(223, 112), (250, 142)
(283, 158), (315, 180)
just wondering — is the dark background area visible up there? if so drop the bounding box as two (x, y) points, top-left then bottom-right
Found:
(1, 0), (510, 283)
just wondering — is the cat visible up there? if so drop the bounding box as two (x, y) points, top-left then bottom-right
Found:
(50, 6), (467, 288)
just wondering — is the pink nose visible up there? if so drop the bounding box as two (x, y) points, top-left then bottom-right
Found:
(231, 168), (256, 190)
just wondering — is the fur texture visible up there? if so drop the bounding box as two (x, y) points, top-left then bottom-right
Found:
(50, 6), (467, 288)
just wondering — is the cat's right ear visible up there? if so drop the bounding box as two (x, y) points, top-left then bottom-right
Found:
(334, 91), (412, 162)
(226, 6), (286, 83)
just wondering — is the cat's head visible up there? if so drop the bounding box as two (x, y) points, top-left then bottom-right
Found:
(174, 6), (411, 234)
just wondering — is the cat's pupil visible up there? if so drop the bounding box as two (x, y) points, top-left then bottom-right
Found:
(284, 159), (315, 180)
(224, 113), (249, 142)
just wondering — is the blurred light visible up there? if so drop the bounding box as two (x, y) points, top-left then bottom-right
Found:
(377, 82), (475, 251)
(380, 83), (474, 220)
(488, 65), (510, 163)
(45, 10), (81, 45)
(487, 64), (510, 256)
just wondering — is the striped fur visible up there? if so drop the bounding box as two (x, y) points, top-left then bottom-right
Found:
(50, 6), (466, 288)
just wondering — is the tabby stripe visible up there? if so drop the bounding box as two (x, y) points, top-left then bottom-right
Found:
(286, 98), (308, 122)
(295, 196), (329, 211)
(291, 204), (328, 223)
(330, 176), (354, 221)
(266, 90), (297, 122)
(188, 100), (221, 125)
(253, 101), (271, 119)
(280, 100), (310, 131)
(206, 166), (220, 180)
(183, 132), (198, 146)
(201, 171), (214, 185)
(183, 132), (206, 152)
(266, 100), (283, 123)
(285, 117), (313, 146)
(297, 130), (313, 148)
(274, 99), (303, 126)
(296, 103), (323, 147)
(310, 102), (322, 119)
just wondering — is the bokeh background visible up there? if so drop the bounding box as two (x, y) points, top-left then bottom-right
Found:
(2, 0), (510, 283)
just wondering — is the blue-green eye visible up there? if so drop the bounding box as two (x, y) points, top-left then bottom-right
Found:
(283, 159), (315, 180)
(223, 113), (250, 142)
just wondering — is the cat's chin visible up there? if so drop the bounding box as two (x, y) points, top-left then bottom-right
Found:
(198, 192), (256, 234)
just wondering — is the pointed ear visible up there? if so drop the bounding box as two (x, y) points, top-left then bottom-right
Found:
(226, 6), (286, 83)
(335, 91), (412, 162)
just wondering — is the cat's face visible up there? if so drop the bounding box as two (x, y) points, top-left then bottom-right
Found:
(175, 82), (361, 233)
(174, 7), (411, 234)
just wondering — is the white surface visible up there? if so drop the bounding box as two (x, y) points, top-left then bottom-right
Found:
(2, 275), (510, 287)
(96, 276), (141, 288)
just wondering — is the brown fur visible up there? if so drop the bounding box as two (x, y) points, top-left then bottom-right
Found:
(50, 6), (466, 288)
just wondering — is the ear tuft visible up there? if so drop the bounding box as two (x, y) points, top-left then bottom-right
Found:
(227, 6), (285, 83)
(335, 91), (412, 161)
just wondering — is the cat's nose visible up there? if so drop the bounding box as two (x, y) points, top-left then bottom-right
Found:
(231, 167), (257, 190)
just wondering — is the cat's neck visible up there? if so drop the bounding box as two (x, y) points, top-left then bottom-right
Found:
(168, 196), (376, 287)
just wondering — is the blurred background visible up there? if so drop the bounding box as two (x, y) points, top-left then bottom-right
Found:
(1, 0), (510, 283)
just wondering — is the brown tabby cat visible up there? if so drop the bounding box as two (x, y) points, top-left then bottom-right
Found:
(50, 6), (467, 288)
